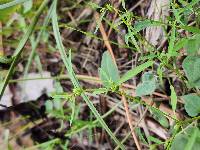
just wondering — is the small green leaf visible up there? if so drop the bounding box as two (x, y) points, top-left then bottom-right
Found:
(105, 4), (113, 12)
(185, 128), (198, 150)
(168, 21), (177, 57)
(119, 61), (154, 84)
(136, 82), (155, 96)
(136, 72), (157, 97)
(139, 54), (157, 61)
(23, 0), (32, 13)
(151, 108), (169, 128)
(125, 29), (140, 51)
(99, 68), (111, 88)
(0, 56), (12, 64)
(181, 26), (200, 34)
(148, 136), (163, 145)
(45, 100), (53, 112)
(99, 51), (120, 87)
(183, 56), (200, 88)
(92, 88), (108, 95)
(141, 71), (155, 81)
(54, 81), (64, 93)
(171, 127), (200, 150)
(125, 32), (131, 46)
(173, 38), (187, 52)
(170, 85), (177, 111)
(135, 128), (148, 145)
(182, 94), (200, 117)
(69, 97), (76, 126)
(101, 51), (120, 82)
(53, 99), (61, 110)
(186, 39), (199, 54)
(171, 133), (188, 150)
(185, 34), (200, 55)
(134, 20), (162, 32)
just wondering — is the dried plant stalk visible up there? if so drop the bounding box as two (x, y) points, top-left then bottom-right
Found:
(145, 0), (170, 46)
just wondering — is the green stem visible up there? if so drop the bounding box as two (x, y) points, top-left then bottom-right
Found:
(51, 1), (125, 149)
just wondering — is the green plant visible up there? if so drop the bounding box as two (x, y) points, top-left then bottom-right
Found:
(1, 0), (200, 149)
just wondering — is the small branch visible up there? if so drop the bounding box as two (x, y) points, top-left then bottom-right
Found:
(94, 12), (116, 65)
(121, 94), (141, 150)
(95, 11), (142, 149)
(9, 74), (170, 99)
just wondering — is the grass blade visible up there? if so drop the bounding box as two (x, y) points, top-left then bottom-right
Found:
(119, 61), (154, 84)
(51, 1), (125, 149)
(24, 0), (54, 77)
(170, 85), (177, 112)
(0, 0), (30, 10)
(0, 0), (49, 99)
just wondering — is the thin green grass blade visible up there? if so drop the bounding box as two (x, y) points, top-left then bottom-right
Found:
(24, 1), (54, 77)
(0, 0), (30, 10)
(119, 61), (154, 84)
(65, 101), (122, 136)
(0, 0), (49, 99)
(24, 138), (60, 150)
(51, 1), (125, 149)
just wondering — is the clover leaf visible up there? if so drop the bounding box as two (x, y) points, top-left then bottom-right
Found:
(136, 72), (157, 96)
(183, 56), (200, 88)
(182, 94), (200, 117)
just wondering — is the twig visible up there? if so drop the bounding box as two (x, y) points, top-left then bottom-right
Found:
(95, 11), (142, 149)
(9, 74), (169, 99)
(9, 73), (179, 120)
(122, 83), (169, 99)
(121, 94), (141, 150)
(67, 11), (77, 26)
(94, 12), (116, 64)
